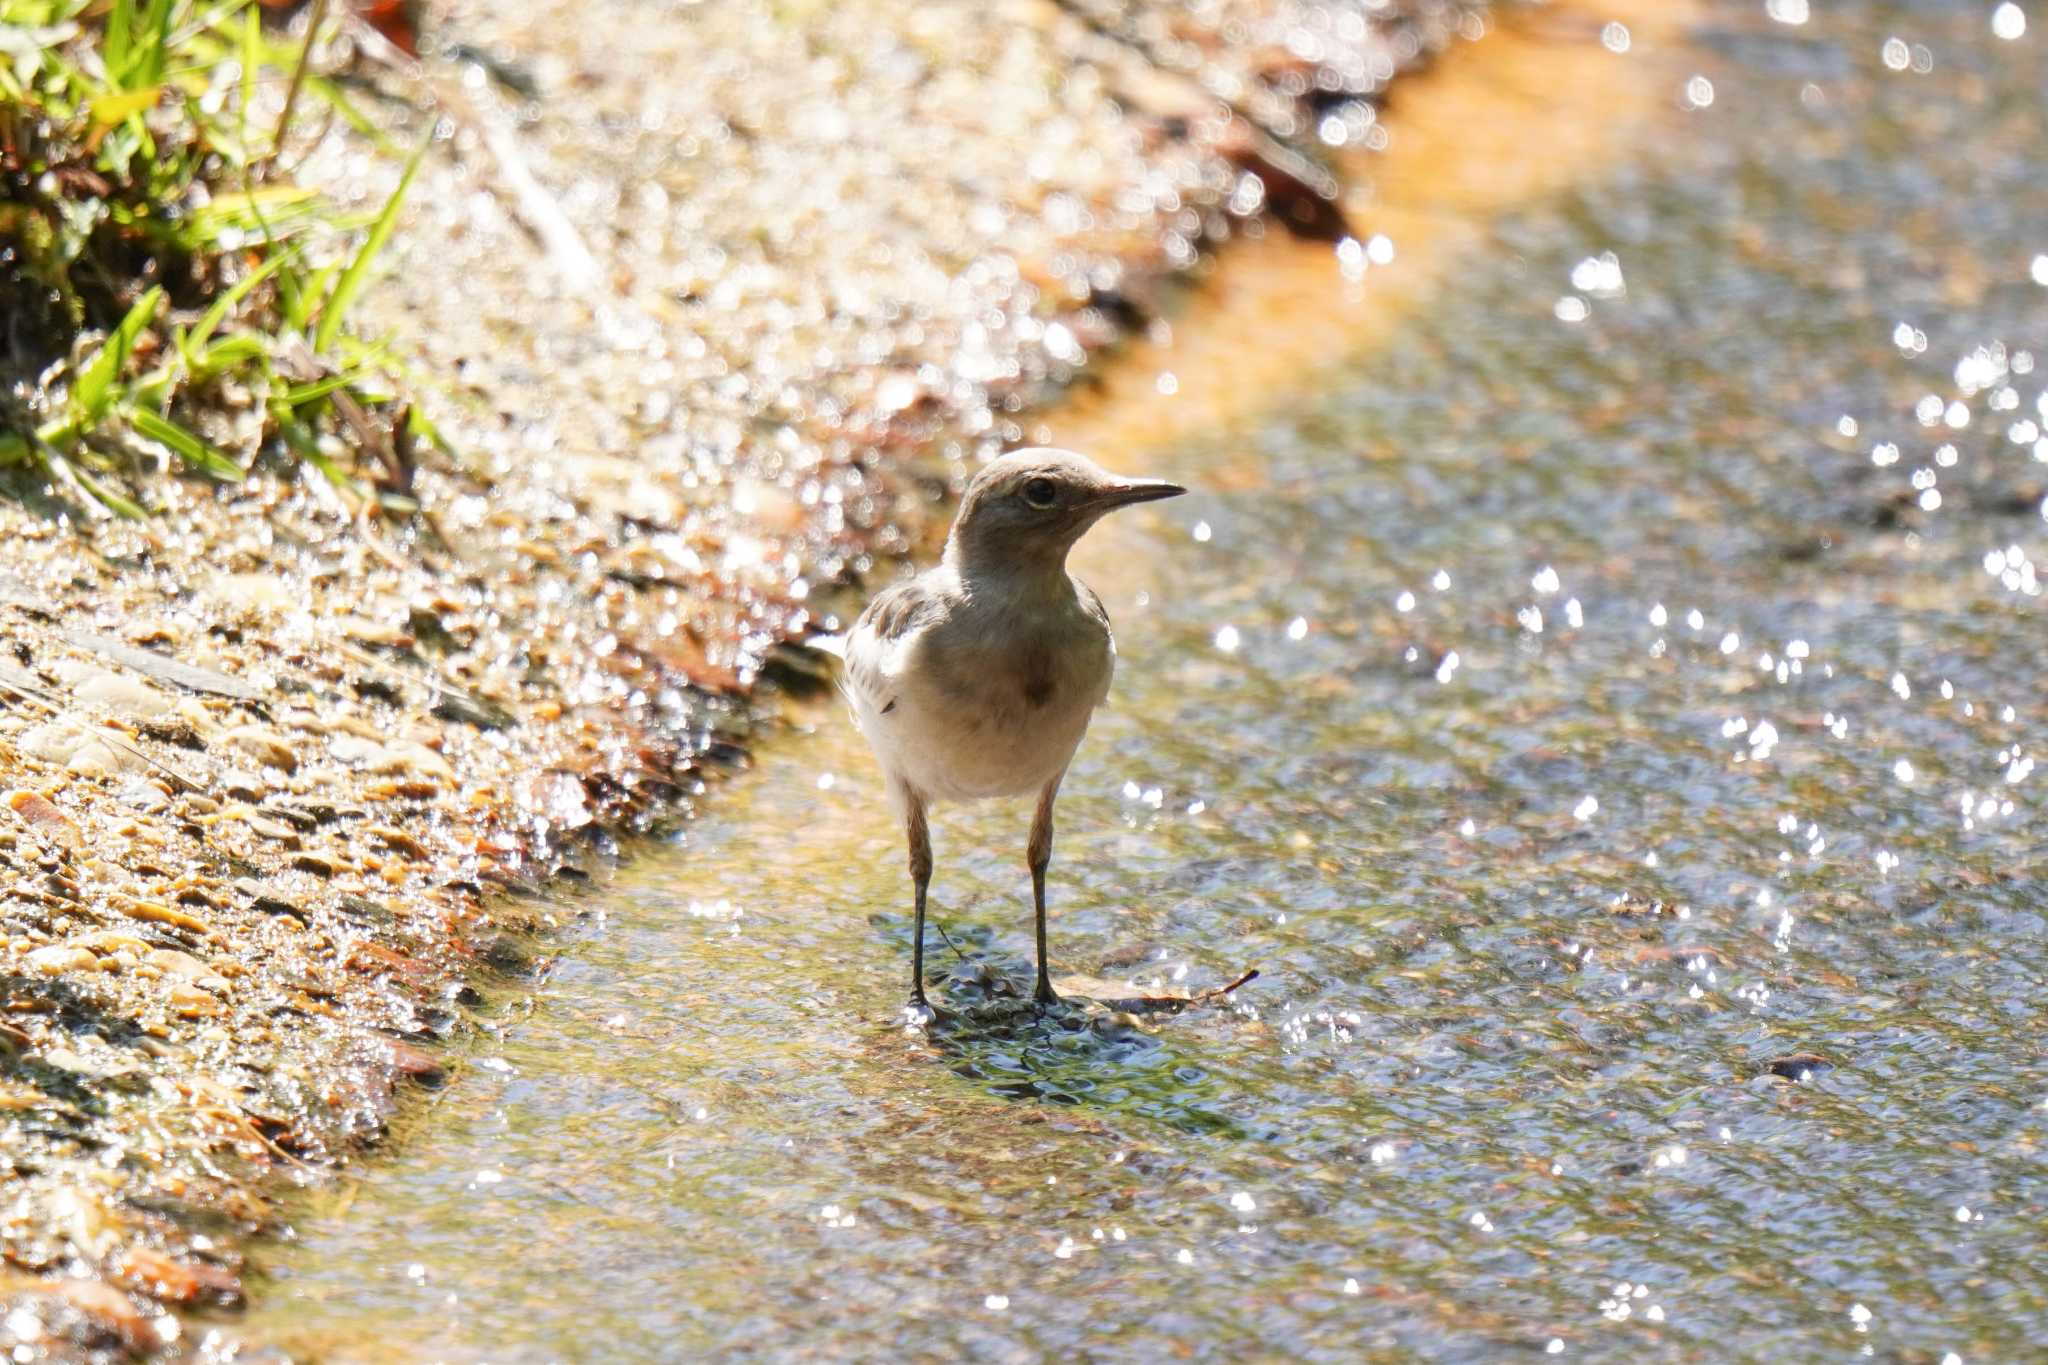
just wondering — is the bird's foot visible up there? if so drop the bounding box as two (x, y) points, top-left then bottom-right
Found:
(1032, 978), (1062, 1011)
(905, 992), (953, 1030)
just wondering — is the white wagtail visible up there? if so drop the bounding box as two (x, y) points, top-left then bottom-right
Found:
(843, 448), (1186, 1016)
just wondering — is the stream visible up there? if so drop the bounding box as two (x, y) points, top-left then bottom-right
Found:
(233, 1), (2046, 1359)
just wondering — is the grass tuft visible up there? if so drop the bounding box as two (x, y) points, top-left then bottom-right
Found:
(0, 0), (438, 516)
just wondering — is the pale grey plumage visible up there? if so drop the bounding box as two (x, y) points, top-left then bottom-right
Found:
(842, 447), (1185, 1014)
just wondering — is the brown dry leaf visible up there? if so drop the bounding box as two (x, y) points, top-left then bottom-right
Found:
(1048, 967), (1260, 1013)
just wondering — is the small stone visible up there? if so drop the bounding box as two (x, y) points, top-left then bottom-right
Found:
(234, 878), (307, 922)
(223, 725), (298, 773)
(64, 738), (127, 777)
(20, 719), (94, 764)
(147, 948), (221, 985)
(366, 742), (456, 783)
(114, 1246), (243, 1306)
(221, 770), (270, 802)
(26, 945), (96, 976)
(70, 669), (174, 720)
(338, 614), (406, 646)
(114, 897), (212, 937)
(9, 790), (83, 848)
(77, 931), (151, 955)
(212, 572), (298, 616)
(291, 852), (340, 878)
(1766, 1052), (1834, 1082)
(385, 1038), (445, 1083)
(47, 1279), (161, 1355)
(246, 814), (302, 846)
(328, 735), (383, 764)
(114, 779), (171, 814)
(262, 802), (321, 831)
(364, 824), (430, 859)
(168, 981), (225, 1018)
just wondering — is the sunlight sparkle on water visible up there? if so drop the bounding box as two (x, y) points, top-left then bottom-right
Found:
(1993, 3), (2027, 40)
(1570, 253), (1624, 297)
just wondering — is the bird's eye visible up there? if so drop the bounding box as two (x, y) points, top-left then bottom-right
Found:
(1021, 477), (1058, 508)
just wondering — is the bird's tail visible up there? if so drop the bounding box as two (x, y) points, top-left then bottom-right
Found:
(803, 632), (863, 715)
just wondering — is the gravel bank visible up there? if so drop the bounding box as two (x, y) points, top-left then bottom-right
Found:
(0, 0), (1476, 1351)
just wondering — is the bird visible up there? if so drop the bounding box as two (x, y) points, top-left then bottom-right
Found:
(842, 447), (1186, 1018)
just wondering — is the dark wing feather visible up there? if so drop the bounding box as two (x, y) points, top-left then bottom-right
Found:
(857, 579), (944, 642)
(843, 578), (945, 716)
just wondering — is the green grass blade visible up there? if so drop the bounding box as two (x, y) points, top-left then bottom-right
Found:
(280, 371), (362, 407)
(238, 1), (258, 144)
(89, 86), (160, 127)
(135, 0), (175, 87)
(73, 285), (163, 420)
(281, 258), (339, 333)
(404, 402), (458, 458)
(65, 461), (152, 519)
(126, 407), (245, 479)
(196, 333), (268, 371)
(106, 0), (135, 81)
(302, 75), (392, 147)
(312, 134), (427, 354)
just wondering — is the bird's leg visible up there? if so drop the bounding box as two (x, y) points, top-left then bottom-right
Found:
(906, 791), (936, 1015)
(1029, 773), (1064, 1008)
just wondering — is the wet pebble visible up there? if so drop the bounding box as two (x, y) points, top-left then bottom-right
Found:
(25, 945), (97, 976)
(223, 725), (299, 773)
(8, 791), (81, 848)
(1766, 1053), (1835, 1082)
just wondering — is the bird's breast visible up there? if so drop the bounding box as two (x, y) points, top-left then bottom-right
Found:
(885, 602), (1112, 801)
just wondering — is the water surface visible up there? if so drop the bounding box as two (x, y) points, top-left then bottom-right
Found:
(239, 2), (2047, 1359)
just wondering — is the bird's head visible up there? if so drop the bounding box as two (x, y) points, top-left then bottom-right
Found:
(945, 447), (1185, 574)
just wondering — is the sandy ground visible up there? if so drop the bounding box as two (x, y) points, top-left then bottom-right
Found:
(0, 0), (1478, 1352)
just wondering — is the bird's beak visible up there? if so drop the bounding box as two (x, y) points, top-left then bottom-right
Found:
(1094, 477), (1187, 508)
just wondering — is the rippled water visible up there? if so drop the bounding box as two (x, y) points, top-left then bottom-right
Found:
(234, 3), (2046, 1359)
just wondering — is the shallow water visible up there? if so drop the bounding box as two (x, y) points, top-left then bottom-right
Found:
(236, 2), (2047, 1359)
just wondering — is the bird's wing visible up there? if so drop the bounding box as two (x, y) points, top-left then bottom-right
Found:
(1077, 581), (1116, 702)
(842, 577), (945, 717)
